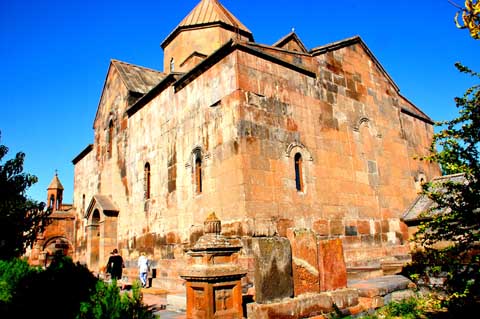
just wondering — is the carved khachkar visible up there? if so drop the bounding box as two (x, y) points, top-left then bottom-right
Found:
(181, 213), (246, 319)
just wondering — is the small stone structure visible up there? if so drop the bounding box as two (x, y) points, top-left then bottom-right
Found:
(28, 173), (76, 267)
(181, 213), (247, 319)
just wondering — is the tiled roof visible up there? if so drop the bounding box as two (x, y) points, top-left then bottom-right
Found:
(111, 60), (166, 94)
(85, 194), (119, 219)
(93, 195), (119, 213)
(47, 174), (64, 190)
(178, 0), (251, 34)
(402, 173), (467, 223)
(162, 0), (252, 48)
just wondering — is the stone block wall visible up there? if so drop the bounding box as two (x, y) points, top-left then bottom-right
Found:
(72, 37), (439, 287)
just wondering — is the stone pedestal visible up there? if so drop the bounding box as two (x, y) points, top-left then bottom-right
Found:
(181, 213), (247, 319)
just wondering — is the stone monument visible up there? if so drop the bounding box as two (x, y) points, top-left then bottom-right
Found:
(181, 213), (247, 319)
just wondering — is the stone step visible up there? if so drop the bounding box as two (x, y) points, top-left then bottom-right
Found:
(347, 275), (416, 310)
(348, 274), (414, 297)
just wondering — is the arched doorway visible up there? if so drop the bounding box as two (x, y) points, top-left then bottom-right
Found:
(85, 195), (119, 272)
(88, 209), (101, 271)
(43, 236), (73, 267)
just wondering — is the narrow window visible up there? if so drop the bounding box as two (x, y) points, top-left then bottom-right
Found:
(294, 153), (303, 192)
(195, 154), (202, 194)
(107, 120), (114, 156)
(82, 194), (86, 214)
(49, 195), (55, 209)
(170, 58), (175, 72)
(144, 162), (151, 200)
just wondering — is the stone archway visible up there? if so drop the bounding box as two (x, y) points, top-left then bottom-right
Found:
(42, 236), (73, 267)
(87, 209), (101, 270)
(85, 195), (119, 272)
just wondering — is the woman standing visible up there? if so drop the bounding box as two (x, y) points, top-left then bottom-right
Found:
(137, 252), (149, 288)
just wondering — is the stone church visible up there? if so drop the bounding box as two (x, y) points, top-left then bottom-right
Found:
(44, 0), (439, 290)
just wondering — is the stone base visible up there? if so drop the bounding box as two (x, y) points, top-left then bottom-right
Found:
(348, 275), (416, 310)
(246, 288), (358, 319)
(166, 293), (187, 312)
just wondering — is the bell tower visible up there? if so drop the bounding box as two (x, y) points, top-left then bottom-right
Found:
(47, 171), (64, 212)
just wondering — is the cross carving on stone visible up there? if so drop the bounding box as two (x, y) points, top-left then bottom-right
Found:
(216, 289), (231, 311)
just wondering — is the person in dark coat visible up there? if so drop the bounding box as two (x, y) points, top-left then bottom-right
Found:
(106, 248), (124, 280)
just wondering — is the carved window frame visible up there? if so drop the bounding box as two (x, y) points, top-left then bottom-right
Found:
(285, 142), (313, 193)
(144, 162), (151, 200)
(186, 146), (210, 196)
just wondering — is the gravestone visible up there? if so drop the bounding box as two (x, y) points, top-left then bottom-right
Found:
(288, 229), (348, 295)
(251, 237), (293, 303)
(287, 228), (320, 296)
(318, 238), (347, 291)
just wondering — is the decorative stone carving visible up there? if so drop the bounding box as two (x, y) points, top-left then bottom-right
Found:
(181, 213), (246, 319)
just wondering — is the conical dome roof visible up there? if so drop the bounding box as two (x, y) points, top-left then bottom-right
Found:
(178, 0), (251, 33)
(162, 0), (252, 48)
(47, 173), (64, 190)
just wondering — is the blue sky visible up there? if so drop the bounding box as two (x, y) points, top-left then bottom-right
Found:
(0, 0), (478, 204)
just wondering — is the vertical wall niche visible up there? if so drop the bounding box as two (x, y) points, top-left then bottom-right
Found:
(107, 120), (114, 158)
(168, 149), (177, 193)
(195, 154), (203, 194)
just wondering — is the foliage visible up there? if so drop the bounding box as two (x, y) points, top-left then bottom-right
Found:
(0, 258), (41, 307)
(413, 62), (480, 311)
(0, 255), (98, 319)
(0, 132), (51, 260)
(77, 280), (155, 319)
(0, 256), (154, 319)
(453, 0), (480, 39)
(333, 296), (441, 319)
(411, 6), (480, 311)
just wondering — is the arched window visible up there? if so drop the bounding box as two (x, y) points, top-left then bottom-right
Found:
(294, 153), (303, 192)
(107, 120), (114, 156)
(49, 195), (55, 209)
(170, 58), (175, 72)
(144, 163), (151, 200)
(195, 153), (202, 194)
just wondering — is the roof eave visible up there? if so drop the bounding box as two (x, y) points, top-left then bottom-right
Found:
(126, 72), (184, 118)
(161, 22), (253, 49)
(311, 36), (399, 92)
(72, 144), (93, 165)
(273, 32), (308, 53)
(174, 39), (316, 92)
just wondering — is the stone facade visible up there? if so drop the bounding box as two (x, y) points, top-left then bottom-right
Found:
(28, 173), (76, 267)
(69, 0), (439, 291)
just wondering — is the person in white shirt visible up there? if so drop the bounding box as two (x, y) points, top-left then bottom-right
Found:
(137, 252), (149, 288)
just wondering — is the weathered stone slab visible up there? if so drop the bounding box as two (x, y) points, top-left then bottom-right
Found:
(318, 238), (347, 291)
(246, 288), (358, 319)
(252, 237), (293, 303)
(348, 275), (413, 297)
(287, 229), (320, 296)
